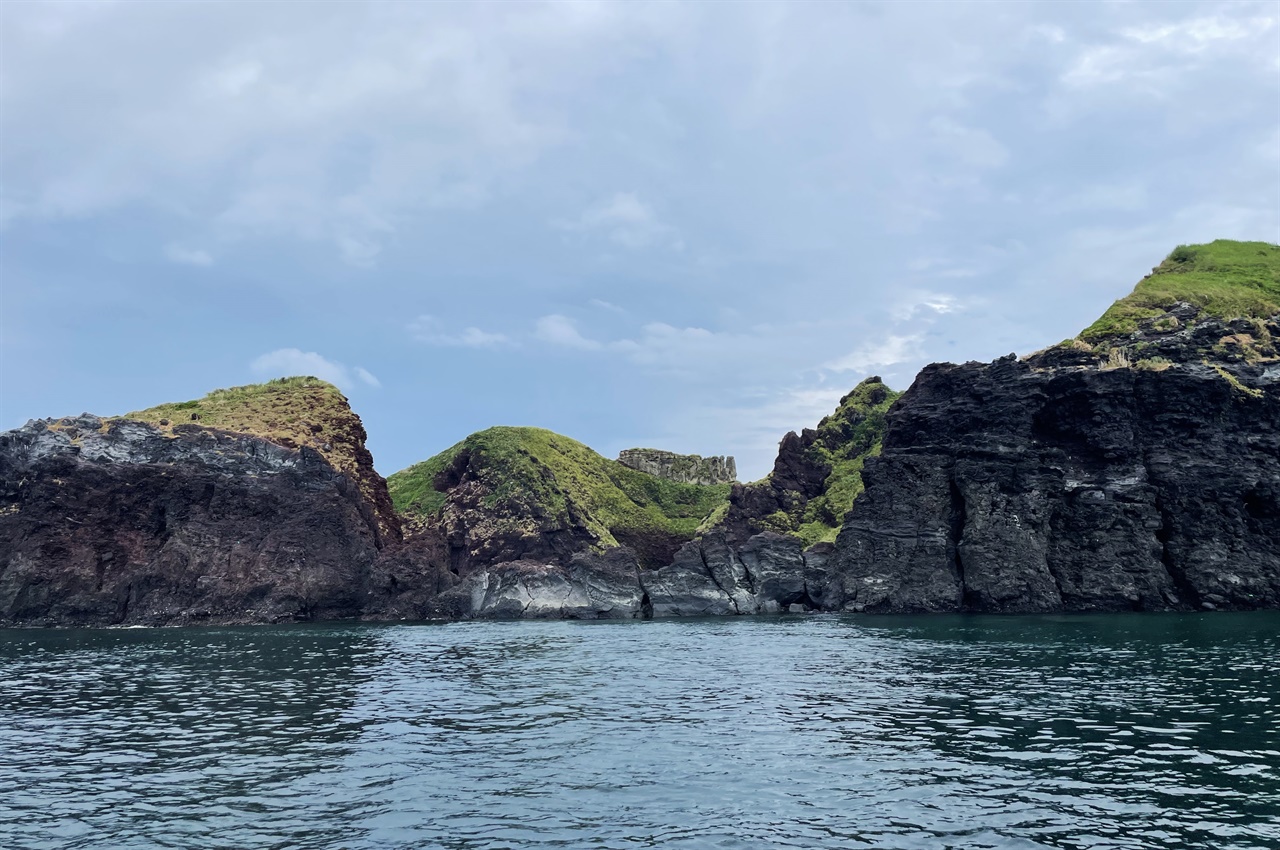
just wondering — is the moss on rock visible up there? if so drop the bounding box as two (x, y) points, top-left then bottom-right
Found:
(388, 426), (731, 568)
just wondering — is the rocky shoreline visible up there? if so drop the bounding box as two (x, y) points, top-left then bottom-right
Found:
(3, 242), (1278, 627)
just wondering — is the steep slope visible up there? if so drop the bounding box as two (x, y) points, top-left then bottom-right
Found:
(388, 427), (731, 571)
(832, 240), (1280, 613)
(712, 377), (900, 546)
(425, 381), (903, 620)
(125, 376), (400, 540)
(0, 378), (413, 626)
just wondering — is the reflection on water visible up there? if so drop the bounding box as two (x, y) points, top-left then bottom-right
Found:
(1, 614), (1277, 849)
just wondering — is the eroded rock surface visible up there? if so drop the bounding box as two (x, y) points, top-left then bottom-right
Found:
(832, 310), (1280, 613)
(0, 416), (395, 626)
(617, 449), (737, 485)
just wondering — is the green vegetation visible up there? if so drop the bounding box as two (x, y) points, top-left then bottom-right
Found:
(793, 378), (900, 545)
(727, 378), (899, 547)
(388, 426), (731, 557)
(1133, 356), (1173, 372)
(122, 376), (365, 476)
(1210, 363), (1265, 399)
(1082, 240), (1280, 341)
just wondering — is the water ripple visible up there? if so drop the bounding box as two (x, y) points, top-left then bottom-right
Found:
(1, 613), (1278, 849)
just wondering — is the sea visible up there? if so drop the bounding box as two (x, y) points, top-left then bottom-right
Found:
(2, 613), (1277, 849)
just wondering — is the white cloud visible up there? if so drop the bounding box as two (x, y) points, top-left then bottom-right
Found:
(825, 334), (924, 373)
(611, 322), (724, 371)
(559, 192), (681, 249)
(0, 2), (663, 258)
(1063, 14), (1276, 89)
(535, 314), (601, 350)
(354, 367), (382, 388)
(164, 244), (213, 266)
(249, 348), (380, 391)
(890, 292), (961, 322)
(409, 315), (510, 348)
(590, 298), (625, 313)
(929, 117), (1008, 170)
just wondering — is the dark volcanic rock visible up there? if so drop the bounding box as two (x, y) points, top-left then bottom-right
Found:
(832, 314), (1280, 614)
(0, 416), (398, 626)
(714, 377), (899, 546)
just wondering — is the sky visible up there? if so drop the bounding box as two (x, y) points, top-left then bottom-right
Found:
(2, 0), (1278, 480)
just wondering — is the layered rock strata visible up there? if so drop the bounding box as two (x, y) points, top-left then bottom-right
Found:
(831, 308), (1280, 613)
(617, 449), (737, 485)
(0, 415), (404, 626)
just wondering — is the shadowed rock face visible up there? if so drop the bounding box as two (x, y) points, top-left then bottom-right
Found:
(5, 245), (1278, 625)
(0, 416), (395, 626)
(831, 311), (1280, 614)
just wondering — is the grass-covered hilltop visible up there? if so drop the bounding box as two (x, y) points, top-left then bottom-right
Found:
(126, 376), (354, 464)
(122, 376), (400, 536)
(1031, 240), (1280, 379)
(388, 426), (733, 569)
(1083, 240), (1280, 341)
(4, 239), (1279, 627)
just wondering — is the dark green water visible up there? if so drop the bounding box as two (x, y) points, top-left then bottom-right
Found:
(1, 613), (1277, 849)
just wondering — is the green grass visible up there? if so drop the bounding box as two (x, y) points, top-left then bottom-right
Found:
(720, 377), (899, 547)
(122, 376), (364, 475)
(794, 378), (900, 545)
(126, 376), (342, 423)
(388, 426), (731, 562)
(1082, 240), (1280, 341)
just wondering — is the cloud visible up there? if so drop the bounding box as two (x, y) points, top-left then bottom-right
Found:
(610, 322), (725, 372)
(0, 1), (654, 258)
(354, 367), (382, 388)
(589, 298), (625, 313)
(928, 117), (1008, 170)
(890, 291), (961, 322)
(409, 315), (510, 348)
(824, 334), (924, 373)
(559, 192), (681, 249)
(164, 244), (213, 266)
(1063, 13), (1276, 89)
(249, 348), (380, 390)
(535, 314), (601, 350)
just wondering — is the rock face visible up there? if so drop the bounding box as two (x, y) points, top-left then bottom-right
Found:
(388, 427), (731, 574)
(429, 549), (644, 620)
(641, 533), (838, 617)
(831, 309), (1280, 614)
(714, 377), (899, 547)
(5, 241), (1278, 626)
(617, 449), (737, 485)
(0, 416), (395, 626)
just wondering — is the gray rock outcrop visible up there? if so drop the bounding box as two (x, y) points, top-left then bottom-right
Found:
(617, 448), (737, 485)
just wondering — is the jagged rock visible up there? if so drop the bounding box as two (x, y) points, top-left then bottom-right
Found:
(640, 531), (836, 616)
(433, 549), (643, 619)
(0, 416), (390, 626)
(712, 377), (899, 546)
(617, 448), (737, 485)
(832, 317), (1280, 613)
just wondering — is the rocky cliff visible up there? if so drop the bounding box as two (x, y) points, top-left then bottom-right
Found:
(832, 240), (1280, 613)
(386, 427), (731, 573)
(712, 377), (899, 547)
(4, 240), (1277, 626)
(0, 380), (446, 627)
(617, 449), (737, 485)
